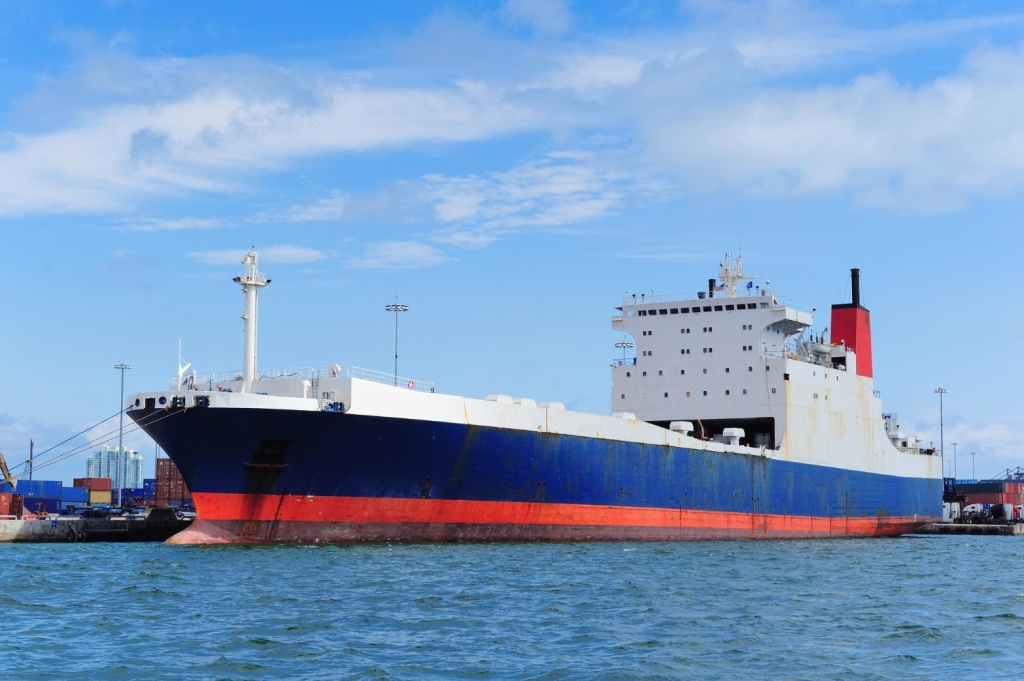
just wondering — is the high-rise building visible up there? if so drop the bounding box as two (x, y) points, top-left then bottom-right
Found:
(86, 445), (143, 492)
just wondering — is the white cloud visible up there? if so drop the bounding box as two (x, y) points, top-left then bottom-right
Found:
(347, 241), (453, 270)
(0, 58), (541, 217)
(284, 190), (347, 223)
(638, 43), (1024, 209)
(188, 245), (330, 266)
(3, 5), (1024, 221)
(421, 151), (658, 247)
(117, 217), (223, 232)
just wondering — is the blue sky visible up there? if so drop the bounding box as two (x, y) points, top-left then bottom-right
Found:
(0, 0), (1021, 487)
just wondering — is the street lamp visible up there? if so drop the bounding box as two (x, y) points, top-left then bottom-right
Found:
(385, 297), (409, 386)
(971, 451), (976, 480)
(614, 339), (634, 364)
(951, 442), (958, 480)
(935, 387), (947, 478)
(115, 362), (132, 503)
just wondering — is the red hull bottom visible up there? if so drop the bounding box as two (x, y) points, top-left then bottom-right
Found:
(165, 493), (932, 544)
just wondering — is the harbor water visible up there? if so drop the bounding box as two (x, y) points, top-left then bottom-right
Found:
(3, 536), (1023, 679)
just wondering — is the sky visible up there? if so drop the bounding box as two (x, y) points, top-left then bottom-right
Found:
(0, 0), (1021, 487)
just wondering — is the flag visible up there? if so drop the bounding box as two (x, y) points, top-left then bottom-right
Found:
(746, 281), (754, 289)
(715, 283), (725, 291)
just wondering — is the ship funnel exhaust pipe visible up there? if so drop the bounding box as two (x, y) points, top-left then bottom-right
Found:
(708, 279), (715, 299)
(851, 268), (860, 307)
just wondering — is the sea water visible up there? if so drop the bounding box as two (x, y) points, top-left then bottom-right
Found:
(2, 536), (1022, 680)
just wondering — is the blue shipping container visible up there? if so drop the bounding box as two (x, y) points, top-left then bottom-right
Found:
(1, 480), (62, 498)
(62, 487), (89, 503)
(22, 497), (61, 514)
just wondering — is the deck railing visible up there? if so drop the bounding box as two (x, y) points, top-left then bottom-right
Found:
(178, 366), (436, 393)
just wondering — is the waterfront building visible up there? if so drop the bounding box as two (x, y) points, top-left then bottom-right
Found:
(86, 445), (143, 502)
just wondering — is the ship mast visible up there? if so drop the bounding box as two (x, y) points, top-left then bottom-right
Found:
(232, 248), (270, 394)
(718, 252), (757, 298)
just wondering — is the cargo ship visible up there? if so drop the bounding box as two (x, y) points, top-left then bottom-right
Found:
(127, 250), (942, 544)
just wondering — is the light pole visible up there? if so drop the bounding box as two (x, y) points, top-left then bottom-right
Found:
(385, 297), (409, 386)
(971, 451), (976, 479)
(951, 442), (958, 480)
(935, 387), (947, 478)
(115, 362), (132, 504)
(615, 339), (634, 364)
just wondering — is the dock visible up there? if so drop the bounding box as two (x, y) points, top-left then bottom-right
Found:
(0, 510), (192, 543)
(912, 523), (1024, 536)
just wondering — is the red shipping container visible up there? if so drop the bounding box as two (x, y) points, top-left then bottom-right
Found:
(73, 477), (113, 492)
(0, 492), (11, 516)
(11, 494), (23, 518)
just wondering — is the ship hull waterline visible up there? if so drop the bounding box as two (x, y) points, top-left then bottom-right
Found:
(131, 406), (940, 545)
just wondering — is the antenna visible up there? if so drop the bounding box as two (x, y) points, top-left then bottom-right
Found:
(175, 340), (192, 391)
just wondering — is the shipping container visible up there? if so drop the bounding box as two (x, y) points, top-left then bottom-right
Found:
(74, 477), (113, 492)
(1, 480), (62, 498)
(11, 494), (23, 518)
(62, 487), (89, 503)
(0, 492), (11, 516)
(89, 490), (113, 505)
(963, 493), (1003, 505)
(958, 482), (1003, 494)
(22, 497), (61, 514)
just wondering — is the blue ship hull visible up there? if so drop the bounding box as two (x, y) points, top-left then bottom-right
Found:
(130, 405), (941, 543)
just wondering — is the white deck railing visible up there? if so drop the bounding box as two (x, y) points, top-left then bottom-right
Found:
(181, 366), (435, 393)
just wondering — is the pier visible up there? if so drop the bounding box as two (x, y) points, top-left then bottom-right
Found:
(913, 523), (1024, 536)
